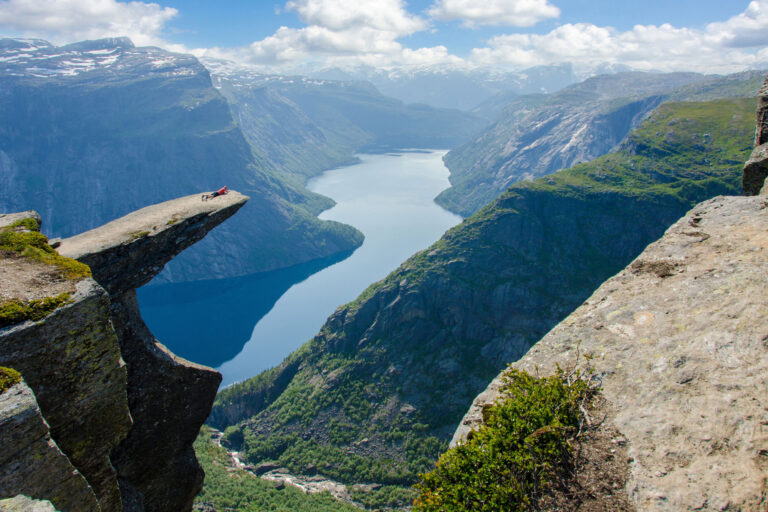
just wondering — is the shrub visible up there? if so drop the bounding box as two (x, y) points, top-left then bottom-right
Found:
(0, 222), (91, 280)
(413, 366), (595, 512)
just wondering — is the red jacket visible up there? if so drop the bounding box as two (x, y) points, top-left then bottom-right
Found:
(216, 186), (227, 196)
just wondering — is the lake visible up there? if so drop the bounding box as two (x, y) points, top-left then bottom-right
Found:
(137, 150), (462, 387)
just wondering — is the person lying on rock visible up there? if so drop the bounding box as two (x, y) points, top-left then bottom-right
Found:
(202, 186), (228, 201)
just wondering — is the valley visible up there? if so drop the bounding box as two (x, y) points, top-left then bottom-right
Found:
(138, 150), (461, 381)
(0, 25), (766, 512)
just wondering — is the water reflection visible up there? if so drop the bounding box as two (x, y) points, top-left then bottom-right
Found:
(136, 250), (353, 367)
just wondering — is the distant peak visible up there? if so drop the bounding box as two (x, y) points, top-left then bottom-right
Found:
(60, 37), (135, 52)
(0, 38), (53, 51)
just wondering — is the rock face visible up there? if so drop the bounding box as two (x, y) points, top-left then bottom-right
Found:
(0, 380), (99, 511)
(743, 78), (768, 195)
(0, 279), (131, 510)
(454, 196), (768, 510)
(58, 192), (248, 512)
(1, 192), (247, 511)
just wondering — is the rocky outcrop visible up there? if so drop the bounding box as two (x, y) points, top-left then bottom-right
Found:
(454, 196), (768, 510)
(58, 192), (248, 511)
(0, 278), (131, 511)
(1, 192), (247, 511)
(58, 192), (249, 294)
(0, 380), (99, 511)
(743, 78), (768, 195)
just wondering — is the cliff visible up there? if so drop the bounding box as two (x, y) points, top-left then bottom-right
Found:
(453, 194), (768, 510)
(450, 80), (768, 510)
(0, 38), (362, 284)
(0, 191), (247, 511)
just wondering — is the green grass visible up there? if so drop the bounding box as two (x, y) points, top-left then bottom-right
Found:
(0, 367), (22, 394)
(0, 220), (91, 280)
(413, 367), (595, 512)
(194, 427), (359, 512)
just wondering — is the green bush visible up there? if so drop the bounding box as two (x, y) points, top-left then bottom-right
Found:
(413, 367), (594, 512)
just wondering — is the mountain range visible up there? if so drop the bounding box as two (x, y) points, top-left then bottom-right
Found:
(437, 70), (766, 216)
(306, 63), (582, 111)
(0, 38), (480, 284)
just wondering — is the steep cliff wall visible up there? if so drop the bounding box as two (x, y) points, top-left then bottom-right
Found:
(0, 377), (100, 511)
(453, 195), (768, 510)
(0, 192), (248, 511)
(744, 78), (768, 195)
(451, 88), (768, 510)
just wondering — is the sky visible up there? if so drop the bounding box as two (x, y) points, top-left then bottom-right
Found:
(0, 0), (767, 75)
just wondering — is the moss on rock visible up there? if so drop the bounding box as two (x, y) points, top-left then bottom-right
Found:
(0, 366), (22, 394)
(0, 293), (73, 328)
(0, 221), (91, 280)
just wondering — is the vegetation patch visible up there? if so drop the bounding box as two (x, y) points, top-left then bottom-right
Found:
(0, 367), (22, 394)
(128, 230), (151, 241)
(413, 366), (596, 512)
(0, 293), (73, 328)
(194, 427), (359, 512)
(0, 222), (91, 280)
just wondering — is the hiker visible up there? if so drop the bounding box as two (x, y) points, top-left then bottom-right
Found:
(202, 186), (228, 201)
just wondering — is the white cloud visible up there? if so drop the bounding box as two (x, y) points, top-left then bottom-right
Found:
(0, 0), (177, 47)
(233, 0), (452, 70)
(286, 0), (425, 34)
(469, 1), (768, 74)
(428, 0), (560, 28)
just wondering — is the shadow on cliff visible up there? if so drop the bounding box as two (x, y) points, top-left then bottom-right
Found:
(136, 250), (354, 368)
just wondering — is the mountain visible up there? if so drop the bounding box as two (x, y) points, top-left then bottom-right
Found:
(0, 38), (363, 283)
(308, 64), (578, 111)
(207, 96), (753, 509)
(437, 71), (765, 217)
(203, 61), (488, 182)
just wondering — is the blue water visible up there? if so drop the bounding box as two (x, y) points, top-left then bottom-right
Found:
(138, 150), (461, 387)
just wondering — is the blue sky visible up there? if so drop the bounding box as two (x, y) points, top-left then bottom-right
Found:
(157, 0), (746, 51)
(0, 0), (766, 74)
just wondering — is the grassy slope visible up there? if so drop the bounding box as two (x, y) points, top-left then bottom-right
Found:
(437, 71), (764, 217)
(206, 97), (754, 509)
